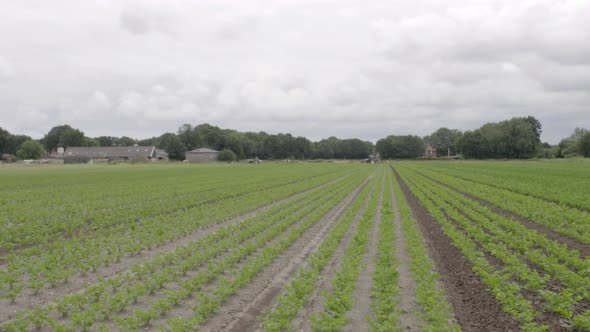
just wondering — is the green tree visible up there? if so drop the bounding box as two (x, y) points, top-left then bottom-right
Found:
(570, 127), (589, 140)
(42, 125), (85, 151)
(0, 127), (9, 154)
(118, 136), (137, 146)
(424, 127), (462, 157)
(579, 133), (590, 157)
(218, 148), (237, 162)
(95, 136), (115, 147)
(16, 140), (46, 160)
(177, 124), (204, 150)
(223, 132), (244, 159)
(457, 130), (485, 158)
(0, 127), (32, 155)
(82, 137), (99, 147)
(376, 135), (424, 159)
(456, 116), (542, 159)
(156, 133), (186, 160)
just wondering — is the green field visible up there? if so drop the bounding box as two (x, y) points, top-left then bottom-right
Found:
(1, 161), (590, 331)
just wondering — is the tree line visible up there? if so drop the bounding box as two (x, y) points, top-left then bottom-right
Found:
(1, 115), (589, 161)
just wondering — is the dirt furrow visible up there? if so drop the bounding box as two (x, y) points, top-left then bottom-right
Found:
(392, 167), (520, 332)
(389, 175), (426, 331)
(202, 172), (375, 332)
(342, 177), (383, 332)
(292, 175), (379, 332)
(0, 173), (352, 323)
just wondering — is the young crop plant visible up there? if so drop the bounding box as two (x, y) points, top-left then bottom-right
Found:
(1, 164), (362, 307)
(400, 164), (590, 326)
(311, 171), (383, 331)
(0, 167), (371, 331)
(395, 166), (548, 332)
(389, 166), (458, 331)
(157, 172), (370, 330)
(260, 168), (380, 331)
(369, 171), (400, 332)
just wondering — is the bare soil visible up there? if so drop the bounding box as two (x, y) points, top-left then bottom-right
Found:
(392, 167), (520, 332)
(341, 178), (383, 332)
(389, 179), (426, 331)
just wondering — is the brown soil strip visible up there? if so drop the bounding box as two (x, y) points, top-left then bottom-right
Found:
(392, 167), (520, 332)
(292, 175), (380, 332)
(406, 171), (567, 330)
(390, 177), (426, 331)
(417, 171), (590, 258)
(442, 207), (567, 331)
(0, 174), (351, 324)
(203, 172), (375, 332)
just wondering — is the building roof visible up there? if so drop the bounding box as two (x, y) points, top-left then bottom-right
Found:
(64, 146), (156, 159)
(187, 147), (219, 153)
(425, 144), (437, 151)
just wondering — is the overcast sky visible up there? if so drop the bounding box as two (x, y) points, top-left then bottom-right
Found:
(1, 0), (589, 143)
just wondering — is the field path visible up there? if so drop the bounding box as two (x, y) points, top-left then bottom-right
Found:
(392, 167), (520, 332)
(390, 176), (426, 331)
(291, 173), (379, 332)
(0, 172), (355, 324)
(341, 175), (384, 332)
(201, 171), (375, 332)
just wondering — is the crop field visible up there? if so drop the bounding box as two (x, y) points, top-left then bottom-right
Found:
(0, 161), (589, 331)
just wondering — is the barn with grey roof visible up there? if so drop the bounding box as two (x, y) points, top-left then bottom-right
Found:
(63, 146), (164, 163)
(185, 147), (220, 163)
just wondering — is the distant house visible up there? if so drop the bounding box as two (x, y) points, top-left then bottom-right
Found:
(424, 144), (437, 158)
(63, 146), (158, 163)
(185, 147), (220, 163)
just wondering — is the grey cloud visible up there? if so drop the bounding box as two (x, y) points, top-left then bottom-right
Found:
(1, 0), (589, 144)
(120, 4), (180, 35)
(120, 9), (151, 34)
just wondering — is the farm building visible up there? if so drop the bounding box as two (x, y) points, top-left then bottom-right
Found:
(155, 149), (169, 160)
(63, 146), (162, 163)
(185, 147), (220, 163)
(423, 144), (437, 158)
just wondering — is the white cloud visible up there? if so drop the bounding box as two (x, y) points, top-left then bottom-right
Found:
(0, 56), (14, 77)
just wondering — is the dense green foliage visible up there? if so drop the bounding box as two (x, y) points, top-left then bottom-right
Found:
(0, 127), (31, 155)
(557, 128), (589, 158)
(156, 132), (186, 160)
(42, 124), (93, 151)
(217, 148), (237, 161)
(15, 140), (45, 160)
(4, 116), (589, 162)
(423, 127), (462, 157)
(579, 132), (590, 157)
(376, 135), (424, 159)
(458, 116), (542, 159)
(155, 123), (374, 160)
(95, 136), (136, 147)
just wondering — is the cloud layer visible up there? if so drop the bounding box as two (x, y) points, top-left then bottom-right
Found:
(1, 0), (589, 143)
